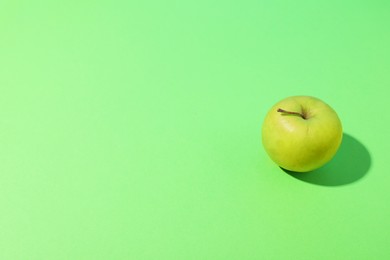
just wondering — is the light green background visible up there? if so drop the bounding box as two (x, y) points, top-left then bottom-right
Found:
(1, 0), (389, 259)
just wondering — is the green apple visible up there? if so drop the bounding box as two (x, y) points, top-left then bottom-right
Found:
(262, 96), (343, 172)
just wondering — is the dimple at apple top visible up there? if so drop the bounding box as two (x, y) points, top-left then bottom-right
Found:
(0, 1), (389, 259)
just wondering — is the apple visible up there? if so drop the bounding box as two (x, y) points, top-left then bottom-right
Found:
(261, 96), (343, 172)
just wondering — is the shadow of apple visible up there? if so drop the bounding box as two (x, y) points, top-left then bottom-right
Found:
(283, 133), (371, 186)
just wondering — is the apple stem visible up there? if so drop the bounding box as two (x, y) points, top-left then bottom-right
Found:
(277, 108), (306, 119)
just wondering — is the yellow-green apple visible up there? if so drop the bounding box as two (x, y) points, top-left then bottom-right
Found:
(262, 96), (343, 172)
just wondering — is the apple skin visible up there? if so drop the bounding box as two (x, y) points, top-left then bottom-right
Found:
(262, 96), (343, 172)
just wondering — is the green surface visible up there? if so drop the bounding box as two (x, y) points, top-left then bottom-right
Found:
(1, 0), (389, 259)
